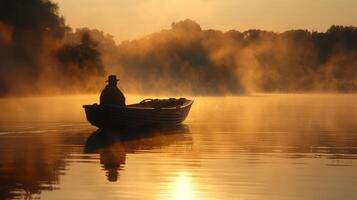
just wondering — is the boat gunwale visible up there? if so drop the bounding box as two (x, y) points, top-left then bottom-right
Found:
(83, 100), (194, 110)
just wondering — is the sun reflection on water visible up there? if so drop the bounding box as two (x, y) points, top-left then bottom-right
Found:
(171, 172), (195, 200)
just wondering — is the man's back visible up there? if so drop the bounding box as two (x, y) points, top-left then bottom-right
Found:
(100, 77), (126, 106)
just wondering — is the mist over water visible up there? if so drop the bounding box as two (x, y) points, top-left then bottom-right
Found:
(109, 20), (357, 94)
(1, 0), (357, 96)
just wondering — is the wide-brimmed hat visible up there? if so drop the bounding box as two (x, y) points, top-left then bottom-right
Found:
(106, 75), (120, 82)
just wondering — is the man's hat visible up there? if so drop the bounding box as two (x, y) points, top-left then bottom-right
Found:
(106, 75), (120, 82)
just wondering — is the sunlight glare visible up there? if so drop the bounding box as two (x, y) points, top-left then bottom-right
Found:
(172, 172), (195, 200)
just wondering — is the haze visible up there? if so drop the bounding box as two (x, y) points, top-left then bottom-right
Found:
(1, 0), (357, 96)
(55, 0), (357, 43)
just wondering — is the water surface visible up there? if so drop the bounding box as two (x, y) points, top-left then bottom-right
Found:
(0, 94), (357, 200)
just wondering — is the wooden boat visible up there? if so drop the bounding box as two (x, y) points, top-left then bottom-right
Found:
(83, 98), (193, 130)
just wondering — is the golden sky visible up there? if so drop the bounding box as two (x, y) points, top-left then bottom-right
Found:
(55, 0), (357, 43)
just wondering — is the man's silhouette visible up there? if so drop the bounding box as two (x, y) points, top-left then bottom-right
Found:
(100, 75), (126, 106)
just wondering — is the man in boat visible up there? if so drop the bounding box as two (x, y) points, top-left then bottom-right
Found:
(100, 75), (126, 106)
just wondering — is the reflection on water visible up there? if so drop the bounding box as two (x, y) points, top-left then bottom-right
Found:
(84, 125), (191, 182)
(0, 94), (356, 199)
(0, 122), (192, 199)
(0, 123), (90, 199)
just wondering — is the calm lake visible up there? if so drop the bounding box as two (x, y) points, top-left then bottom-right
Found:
(0, 94), (357, 200)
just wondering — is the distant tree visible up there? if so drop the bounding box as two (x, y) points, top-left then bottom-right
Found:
(56, 32), (105, 91)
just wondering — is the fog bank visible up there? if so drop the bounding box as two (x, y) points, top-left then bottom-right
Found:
(1, 1), (357, 96)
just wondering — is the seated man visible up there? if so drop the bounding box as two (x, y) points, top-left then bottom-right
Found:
(100, 75), (126, 106)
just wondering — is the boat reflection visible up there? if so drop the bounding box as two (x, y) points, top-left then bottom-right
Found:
(84, 125), (192, 182)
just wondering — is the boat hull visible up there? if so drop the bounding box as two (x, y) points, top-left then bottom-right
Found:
(83, 100), (193, 130)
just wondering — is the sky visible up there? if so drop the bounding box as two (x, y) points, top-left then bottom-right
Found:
(55, 0), (357, 43)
